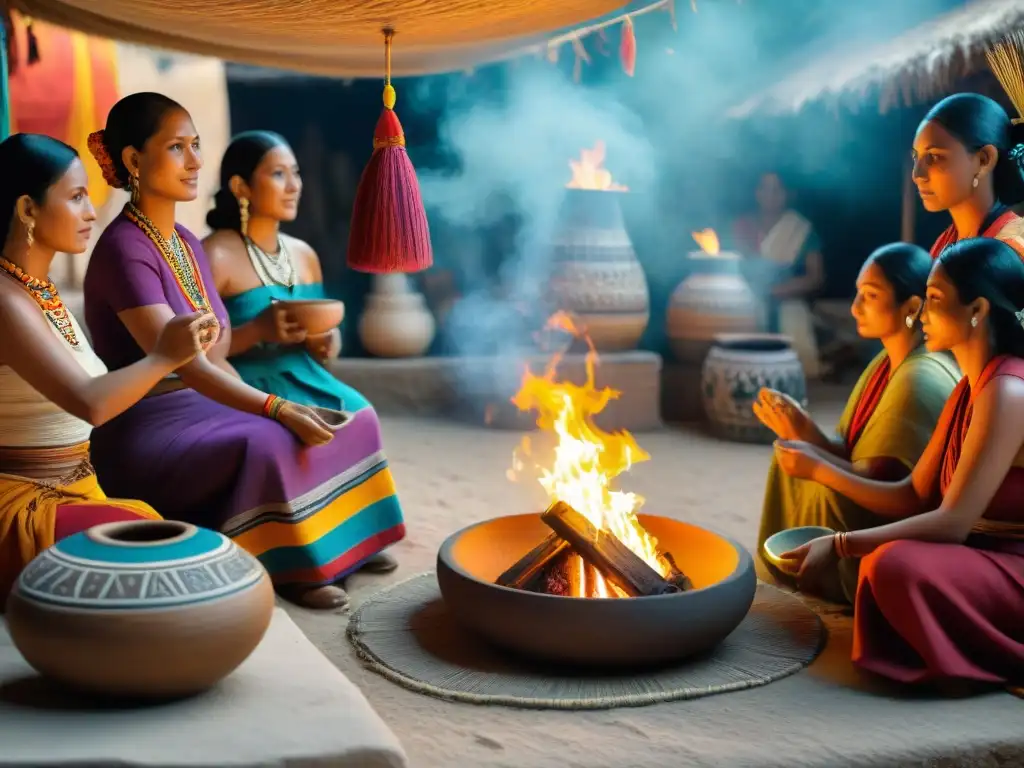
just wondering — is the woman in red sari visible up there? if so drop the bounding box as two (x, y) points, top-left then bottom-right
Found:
(913, 93), (1024, 258)
(777, 236), (1024, 689)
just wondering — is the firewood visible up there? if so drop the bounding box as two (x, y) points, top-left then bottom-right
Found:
(496, 531), (569, 589)
(662, 551), (694, 592)
(540, 500), (680, 597)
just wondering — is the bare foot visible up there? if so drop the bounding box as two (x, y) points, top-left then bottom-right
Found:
(360, 552), (398, 574)
(278, 584), (349, 610)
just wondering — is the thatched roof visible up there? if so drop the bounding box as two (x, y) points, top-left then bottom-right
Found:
(727, 0), (1024, 118)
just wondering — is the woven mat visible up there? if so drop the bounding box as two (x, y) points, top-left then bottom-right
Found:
(347, 572), (825, 710)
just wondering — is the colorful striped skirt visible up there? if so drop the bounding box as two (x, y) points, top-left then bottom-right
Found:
(89, 389), (406, 586)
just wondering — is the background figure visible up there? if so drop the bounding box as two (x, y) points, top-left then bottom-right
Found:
(733, 171), (825, 377)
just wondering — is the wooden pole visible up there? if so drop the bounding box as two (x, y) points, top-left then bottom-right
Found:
(0, 15), (9, 140)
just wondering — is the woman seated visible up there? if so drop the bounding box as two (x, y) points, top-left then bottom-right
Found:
(914, 93), (1024, 258)
(202, 131), (399, 573)
(82, 94), (406, 610)
(732, 170), (824, 377)
(779, 236), (1024, 688)
(0, 133), (211, 603)
(755, 243), (959, 601)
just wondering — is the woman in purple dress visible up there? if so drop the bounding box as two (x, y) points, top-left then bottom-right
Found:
(83, 93), (406, 610)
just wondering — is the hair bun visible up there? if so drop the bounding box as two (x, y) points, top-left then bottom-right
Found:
(87, 130), (123, 189)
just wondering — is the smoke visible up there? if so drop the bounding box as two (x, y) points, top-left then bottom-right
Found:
(402, 0), (967, 381)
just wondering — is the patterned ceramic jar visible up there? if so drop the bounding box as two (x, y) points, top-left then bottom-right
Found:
(701, 333), (807, 444)
(549, 189), (650, 351)
(6, 519), (274, 699)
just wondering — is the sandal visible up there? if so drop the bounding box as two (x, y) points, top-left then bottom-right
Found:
(278, 583), (350, 610)
(360, 552), (398, 575)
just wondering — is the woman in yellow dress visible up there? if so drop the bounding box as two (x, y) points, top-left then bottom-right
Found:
(0, 133), (212, 604)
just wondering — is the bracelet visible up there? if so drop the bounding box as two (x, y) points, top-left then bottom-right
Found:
(262, 394), (285, 421)
(832, 531), (851, 559)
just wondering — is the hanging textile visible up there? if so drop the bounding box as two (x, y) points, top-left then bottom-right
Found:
(14, 0), (668, 78)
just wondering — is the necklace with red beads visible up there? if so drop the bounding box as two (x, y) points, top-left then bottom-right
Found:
(0, 256), (80, 349)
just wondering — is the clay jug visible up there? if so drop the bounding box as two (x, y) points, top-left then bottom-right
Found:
(667, 252), (760, 363)
(6, 519), (274, 699)
(700, 333), (807, 444)
(359, 274), (437, 358)
(549, 189), (650, 351)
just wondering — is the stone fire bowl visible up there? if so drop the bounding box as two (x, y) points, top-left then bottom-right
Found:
(436, 513), (756, 667)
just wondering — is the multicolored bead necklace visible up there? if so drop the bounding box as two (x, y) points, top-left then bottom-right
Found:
(124, 203), (210, 311)
(0, 256), (80, 349)
(245, 234), (295, 288)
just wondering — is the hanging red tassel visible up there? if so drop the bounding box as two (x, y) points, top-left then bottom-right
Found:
(620, 17), (637, 77)
(347, 29), (433, 274)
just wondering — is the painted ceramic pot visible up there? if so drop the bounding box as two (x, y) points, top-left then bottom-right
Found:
(6, 519), (274, 699)
(359, 274), (437, 358)
(667, 253), (760, 363)
(701, 333), (807, 444)
(549, 189), (650, 351)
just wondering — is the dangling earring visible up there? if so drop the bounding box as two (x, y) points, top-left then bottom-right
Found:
(970, 315), (979, 328)
(239, 197), (250, 237)
(905, 314), (914, 329)
(24, 219), (35, 249)
(972, 175), (980, 189)
(129, 173), (141, 205)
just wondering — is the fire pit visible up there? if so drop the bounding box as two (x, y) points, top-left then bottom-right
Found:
(436, 511), (754, 666)
(436, 313), (756, 666)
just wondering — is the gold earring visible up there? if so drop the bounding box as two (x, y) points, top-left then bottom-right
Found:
(973, 175), (980, 189)
(25, 219), (34, 249)
(239, 197), (250, 237)
(129, 173), (141, 205)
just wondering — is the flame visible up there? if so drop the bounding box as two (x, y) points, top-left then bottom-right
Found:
(692, 228), (721, 255)
(566, 141), (629, 191)
(509, 312), (667, 597)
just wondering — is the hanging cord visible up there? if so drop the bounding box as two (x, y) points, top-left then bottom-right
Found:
(382, 27), (396, 110)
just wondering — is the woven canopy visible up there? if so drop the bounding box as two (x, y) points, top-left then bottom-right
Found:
(14, 0), (642, 77)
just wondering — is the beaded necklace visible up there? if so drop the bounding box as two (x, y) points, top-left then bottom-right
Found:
(245, 234), (296, 288)
(123, 203), (210, 311)
(0, 256), (80, 349)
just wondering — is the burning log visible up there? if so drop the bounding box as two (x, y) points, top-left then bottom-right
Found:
(540, 501), (680, 597)
(496, 532), (569, 589)
(662, 552), (695, 592)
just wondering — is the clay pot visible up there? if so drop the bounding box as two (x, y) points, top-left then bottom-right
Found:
(6, 519), (274, 699)
(359, 274), (436, 358)
(667, 253), (760, 363)
(549, 189), (649, 351)
(277, 298), (344, 335)
(701, 333), (807, 444)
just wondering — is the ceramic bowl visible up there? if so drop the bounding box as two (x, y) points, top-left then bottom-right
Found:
(277, 299), (344, 335)
(762, 525), (834, 574)
(311, 406), (352, 432)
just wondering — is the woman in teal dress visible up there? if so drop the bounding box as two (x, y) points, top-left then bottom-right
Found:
(203, 131), (395, 574)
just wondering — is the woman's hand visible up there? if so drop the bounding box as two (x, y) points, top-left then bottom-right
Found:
(305, 328), (341, 361)
(258, 302), (307, 345)
(779, 535), (836, 587)
(774, 439), (820, 480)
(152, 311), (219, 367)
(754, 387), (813, 441)
(275, 401), (335, 446)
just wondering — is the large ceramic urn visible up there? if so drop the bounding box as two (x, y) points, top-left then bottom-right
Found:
(548, 188), (650, 352)
(701, 333), (807, 444)
(667, 247), (760, 364)
(6, 520), (274, 699)
(359, 274), (437, 358)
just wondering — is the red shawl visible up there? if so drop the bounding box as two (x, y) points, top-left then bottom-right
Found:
(930, 210), (1024, 259)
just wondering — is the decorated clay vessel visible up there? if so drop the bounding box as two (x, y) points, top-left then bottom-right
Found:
(548, 189), (650, 351)
(667, 252), (760, 363)
(6, 520), (274, 699)
(359, 274), (436, 358)
(701, 333), (807, 444)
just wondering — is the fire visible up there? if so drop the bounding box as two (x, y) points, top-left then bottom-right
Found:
(509, 311), (668, 597)
(692, 228), (721, 255)
(566, 141), (629, 192)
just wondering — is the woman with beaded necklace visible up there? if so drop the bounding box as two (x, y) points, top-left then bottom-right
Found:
(0, 133), (213, 605)
(203, 131), (401, 576)
(83, 94), (406, 610)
